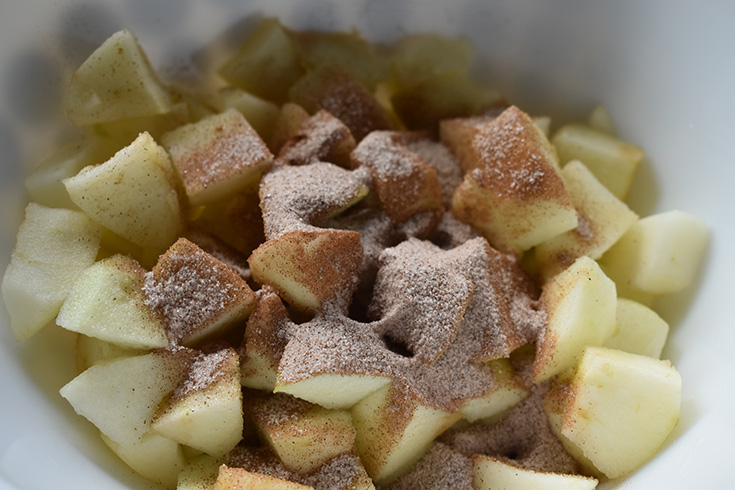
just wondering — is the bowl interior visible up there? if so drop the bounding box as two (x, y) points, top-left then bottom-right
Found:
(1, 1), (734, 489)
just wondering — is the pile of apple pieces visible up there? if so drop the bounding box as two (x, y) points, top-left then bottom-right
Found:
(1, 22), (710, 490)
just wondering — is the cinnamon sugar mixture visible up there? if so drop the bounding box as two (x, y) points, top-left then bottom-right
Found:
(130, 103), (578, 485)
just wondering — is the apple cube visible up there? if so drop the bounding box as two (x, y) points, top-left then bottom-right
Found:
(605, 298), (669, 358)
(64, 131), (184, 253)
(214, 465), (314, 490)
(152, 348), (243, 456)
(269, 102), (311, 154)
(75, 334), (143, 372)
(218, 86), (281, 142)
(2, 203), (102, 341)
(177, 454), (221, 490)
(277, 110), (356, 168)
(259, 162), (369, 240)
(25, 136), (119, 209)
(598, 263), (656, 307)
(352, 383), (462, 484)
(533, 256), (617, 382)
(249, 229), (363, 313)
(60, 348), (195, 445)
(390, 71), (504, 132)
(66, 30), (173, 125)
(192, 187), (265, 257)
(93, 100), (191, 146)
(248, 392), (356, 474)
(241, 288), (291, 391)
(275, 372), (392, 411)
(587, 105), (616, 135)
(439, 112), (500, 172)
(351, 131), (443, 224)
(534, 160), (638, 280)
(294, 30), (390, 88)
(451, 106), (578, 255)
(544, 347), (681, 479)
(161, 108), (273, 207)
(227, 447), (374, 490)
(391, 34), (473, 86)
(100, 431), (185, 489)
(599, 210), (708, 295)
(534, 115), (552, 137)
(288, 63), (393, 141)
(182, 229), (252, 280)
(218, 18), (305, 103)
(472, 455), (598, 490)
(293, 30), (391, 90)
(57, 254), (169, 349)
(145, 238), (256, 346)
(552, 123), (643, 199)
(401, 136), (465, 209)
(459, 359), (530, 423)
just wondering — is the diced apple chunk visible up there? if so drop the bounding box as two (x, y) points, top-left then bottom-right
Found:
(145, 238), (256, 346)
(100, 431), (185, 488)
(152, 348), (243, 456)
(66, 30), (172, 125)
(60, 348), (195, 445)
(218, 86), (281, 142)
(249, 229), (362, 313)
(214, 465), (314, 490)
(248, 393), (356, 474)
(350, 131), (443, 224)
(587, 105), (616, 135)
(391, 71), (504, 132)
(161, 109), (273, 206)
(288, 63), (393, 141)
(451, 106), (578, 255)
(472, 455), (598, 490)
(439, 112), (499, 172)
(391, 34), (473, 86)
(218, 18), (305, 103)
(25, 136), (119, 209)
(533, 256), (617, 382)
(269, 102), (311, 153)
(93, 100), (191, 146)
(177, 454), (221, 490)
(75, 334), (143, 372)
(64, 131), (183, 253)
(1, 203), (102, 341)
(227, 447), (374, 490)
(292, 30), (391, 91)
(534, 115), (552, 137)
(57, 254), (169, 349)
(552, 123), (643, 199)
(241, 288), (291, 391)
(459, 359), (530, 423)
(351, 383), (462, 484)
(192, 187), (265, 257)
(605, 298), (669, 358)
(259, 162), (369, 239)
(535, 160), (638, 280)
(277, 110), (356, 168)
(544, 347), (681, 479)
(275, 373), (392, 411)
(599, 210), (708, 295)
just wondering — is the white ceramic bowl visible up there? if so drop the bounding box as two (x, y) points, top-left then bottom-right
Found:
(1, 1), (734, 489)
